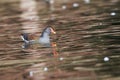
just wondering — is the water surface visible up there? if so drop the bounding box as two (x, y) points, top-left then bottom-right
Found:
(0, 0), (120, 80)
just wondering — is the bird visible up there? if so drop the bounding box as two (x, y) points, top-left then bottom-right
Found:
(21, 26), (58, 56)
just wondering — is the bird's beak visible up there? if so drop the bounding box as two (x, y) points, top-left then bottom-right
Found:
(50, 27), (56, 34)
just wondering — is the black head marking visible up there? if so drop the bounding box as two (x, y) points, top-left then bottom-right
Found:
(40, 26), (51, 37)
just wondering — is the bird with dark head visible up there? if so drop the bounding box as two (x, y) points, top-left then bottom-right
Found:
(21, 26), (58, 56)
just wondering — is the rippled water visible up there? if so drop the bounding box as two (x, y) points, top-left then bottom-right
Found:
(0, 0), (120, 80)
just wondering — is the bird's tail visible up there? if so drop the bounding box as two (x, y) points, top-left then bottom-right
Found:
(21, 33), (29, 43)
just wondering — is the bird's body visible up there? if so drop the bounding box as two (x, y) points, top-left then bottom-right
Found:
(39, 27), (51, 44)
(39, 32), (50, 47)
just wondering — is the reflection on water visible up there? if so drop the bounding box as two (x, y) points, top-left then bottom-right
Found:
(0, 0), (120, 80)
(20, 0), (40, 33)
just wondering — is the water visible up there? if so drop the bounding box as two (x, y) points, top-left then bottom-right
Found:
(0, 0), (120, 80)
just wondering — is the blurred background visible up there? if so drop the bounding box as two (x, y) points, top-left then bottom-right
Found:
(0, 0), (120, 80)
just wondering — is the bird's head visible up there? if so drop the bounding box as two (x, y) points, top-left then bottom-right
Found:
(40, 26), (56, 37)
(44, 26), (56, 34)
